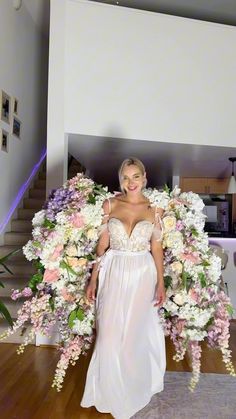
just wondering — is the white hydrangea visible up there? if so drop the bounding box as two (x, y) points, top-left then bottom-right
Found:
(32, 210), (46, 227)
(206, 253), (221, 283)
(143, 188), (169, 210)
(180, 192), (205, 212)
(183, 211), (205, 232)
(72, 318), (93, 335)
(181, 328), (208, 341)
(23, 240), (39, 260)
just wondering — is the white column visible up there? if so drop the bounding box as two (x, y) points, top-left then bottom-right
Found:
(46, 0), (67, 196)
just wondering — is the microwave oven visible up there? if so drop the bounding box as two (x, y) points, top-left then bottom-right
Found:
(200, 194), (232, 236)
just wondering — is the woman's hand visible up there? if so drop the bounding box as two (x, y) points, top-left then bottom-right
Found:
(86, 280), (97, 304)
(154, 282), (166, 308)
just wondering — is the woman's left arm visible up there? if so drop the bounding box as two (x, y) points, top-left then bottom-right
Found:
(151, 209), (166, 307)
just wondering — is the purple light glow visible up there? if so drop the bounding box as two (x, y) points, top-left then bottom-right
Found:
(0, 149), (47, 234)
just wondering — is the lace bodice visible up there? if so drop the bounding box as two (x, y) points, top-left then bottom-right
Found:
(108, 218), (155, 251)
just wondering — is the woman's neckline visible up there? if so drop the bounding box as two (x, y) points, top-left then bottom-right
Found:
(109, 217), (154, 239)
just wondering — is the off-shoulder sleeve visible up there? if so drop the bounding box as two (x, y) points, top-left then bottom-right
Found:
(97, 198), (111, 237)
(151, 211), (164, 242)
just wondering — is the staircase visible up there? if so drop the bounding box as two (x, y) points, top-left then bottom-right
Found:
(0, 170), (46, 343)
(0, 158), (83, 343)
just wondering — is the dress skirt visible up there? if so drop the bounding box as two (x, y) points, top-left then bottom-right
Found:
(80, 249), (166, 419)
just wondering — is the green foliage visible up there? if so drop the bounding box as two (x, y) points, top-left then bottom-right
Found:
(226, 304), (234, 316)
(43, 219), (56, 229)
(182, 270), (192, 292)
(0, 301), (13, 327)
(164, 275), (172, 288)
(60, 260), (78, 276)
(198, 272), (207, 288)
(191, 228), (199, 237)
(202, 260), (211, 267)
(163, 184), (170, 194)
(49, 296), (55, 312)
(68, 307), (85, 329)
(87, 193), (96, 204)
(68, 310), (77, 328)
(76, 308), (84, 321)
(28, 272), (43, 292)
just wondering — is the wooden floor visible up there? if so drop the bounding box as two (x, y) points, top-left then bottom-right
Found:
(0, 321), (235, 419)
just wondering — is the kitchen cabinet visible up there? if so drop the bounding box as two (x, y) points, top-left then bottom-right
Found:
(180, 177), (229, 194)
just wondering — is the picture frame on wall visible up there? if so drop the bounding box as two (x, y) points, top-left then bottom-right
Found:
(12, 115), (21, 139)
(1, 90), (11, 124)
(1, 128), (9, 152)
(13, 97), (18, 115)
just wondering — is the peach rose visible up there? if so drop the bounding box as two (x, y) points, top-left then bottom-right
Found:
(61, 288), (75, 302)
(171, 261), (183, 275)
(66, 245), (78, 257)
(49, 244), (64, 262)
(43, 268), (60, 283)
(163, 216), (176, 232)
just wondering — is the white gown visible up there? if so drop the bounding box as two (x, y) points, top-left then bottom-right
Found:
(80, 217), (166, 419)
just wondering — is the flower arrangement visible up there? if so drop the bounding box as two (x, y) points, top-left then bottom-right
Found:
(0, 175), (235, 392)
(144, 186), (235, 390)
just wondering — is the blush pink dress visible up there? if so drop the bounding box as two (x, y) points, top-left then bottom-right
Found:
(80, 213), (166, 419)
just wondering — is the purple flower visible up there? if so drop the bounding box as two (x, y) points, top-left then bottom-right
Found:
(21, 287), (33, 298)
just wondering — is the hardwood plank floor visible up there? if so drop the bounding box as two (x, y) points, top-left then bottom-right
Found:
(0, 321), (235, 419)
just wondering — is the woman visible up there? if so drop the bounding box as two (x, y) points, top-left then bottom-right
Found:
(80, 157), (166, 419)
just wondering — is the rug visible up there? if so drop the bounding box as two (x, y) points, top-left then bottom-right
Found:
(132, 371), (236, 419)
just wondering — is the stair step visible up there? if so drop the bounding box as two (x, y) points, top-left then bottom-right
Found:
(0, 275), (30, 296)
(0, 319), (34, 344)
(11, 219), (32, 233)
(34, 179), (46, 189)
(29, 188), (46, 199)
(1, 297), (27, 318)
(0, 263), (35, 276)
(18, 208), (36, 220)
(0, 245), (23, 258)
(24, 198), (45, 209)
(4, 232), (31, 246)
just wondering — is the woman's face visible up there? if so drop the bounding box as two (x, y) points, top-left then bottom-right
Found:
(121, 164), (146, 194)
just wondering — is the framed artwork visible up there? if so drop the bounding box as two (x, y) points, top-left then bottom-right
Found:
(12, 115), (21, 138)
(13, 97), (18, 115)
(1, 129), (9, 152)
(1, 90), (11, 124)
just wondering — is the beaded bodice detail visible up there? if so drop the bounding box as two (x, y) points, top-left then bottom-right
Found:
(108, 218), (154, 252)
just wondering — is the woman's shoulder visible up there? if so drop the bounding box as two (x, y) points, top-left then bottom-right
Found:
(102, 194), (125, 214)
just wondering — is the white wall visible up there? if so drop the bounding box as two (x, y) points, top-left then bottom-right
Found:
(0, 0), (48, 236)
(64, 0), (236, 146)
(47, 0), (236, 190)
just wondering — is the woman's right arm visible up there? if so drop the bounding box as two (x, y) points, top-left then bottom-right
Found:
(86, 199), (110, 302)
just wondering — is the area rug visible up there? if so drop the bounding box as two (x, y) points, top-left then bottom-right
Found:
(132, 371), (236, 419)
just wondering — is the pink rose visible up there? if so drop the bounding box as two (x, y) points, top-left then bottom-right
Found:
(188, 289), (199, 303)
(49, 244), (64, 261)
(43, 268), (60, 283)
(180, 252), (200, 264)
(70, 213), (84, 228)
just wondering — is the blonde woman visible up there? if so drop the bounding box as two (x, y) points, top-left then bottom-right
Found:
(81, 157), (166, 419)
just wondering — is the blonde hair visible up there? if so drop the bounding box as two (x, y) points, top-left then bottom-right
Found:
(118, 157), (147, 193)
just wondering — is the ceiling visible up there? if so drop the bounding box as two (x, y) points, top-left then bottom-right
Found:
(69, 134), (236, 190)
(22, 0), (236, 38)
(91, 0), (236, 26)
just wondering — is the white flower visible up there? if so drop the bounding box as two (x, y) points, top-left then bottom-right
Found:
(173, 293), (186, 306)
(32, 210), (46, 227)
